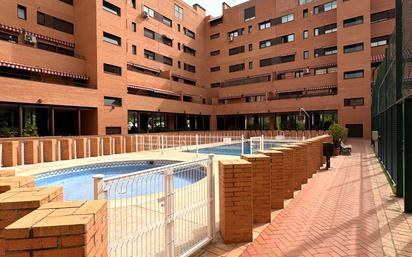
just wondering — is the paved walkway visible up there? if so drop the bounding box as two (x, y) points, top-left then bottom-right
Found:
(198, 140), (412, 256)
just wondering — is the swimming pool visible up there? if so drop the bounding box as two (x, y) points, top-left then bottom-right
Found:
(185, 140), (293, 156)
(36, 160), (206, 201)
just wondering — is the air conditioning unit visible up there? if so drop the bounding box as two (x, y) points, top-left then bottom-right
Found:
(141, 11), (149, 18)
(24, 34), (37, 44)
(303, 67), (310, 74)
(228, 35), (234, 42)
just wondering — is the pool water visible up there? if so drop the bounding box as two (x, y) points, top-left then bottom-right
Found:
(35, 160), (205, 201)
(185, 141), (290, 156)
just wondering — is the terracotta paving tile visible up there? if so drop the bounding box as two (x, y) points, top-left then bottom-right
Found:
(195, 140), (412, 257)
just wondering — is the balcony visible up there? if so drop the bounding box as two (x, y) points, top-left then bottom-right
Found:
(269, 85), (338, 100)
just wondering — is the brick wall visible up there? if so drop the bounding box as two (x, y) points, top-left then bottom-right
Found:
(42, 139), (56, 163)
(241, 154), (271, 223)
(60, 139), (73, 161)
(270, 147), (295, 199)
(0, 176), (35, 194)
(24, 140), (39, 165)
(219, 159), (253, 244)
(0, 170), (15, 177)
(1, 142), (18, 167)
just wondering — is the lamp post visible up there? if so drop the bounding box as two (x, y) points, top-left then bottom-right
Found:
(299, 107), (311, 131)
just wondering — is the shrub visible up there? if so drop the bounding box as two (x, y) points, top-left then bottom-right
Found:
(328, 123), (348, 147)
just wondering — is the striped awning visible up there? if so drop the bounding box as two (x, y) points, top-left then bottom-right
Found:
(311, 63), (337, 69)
(0, 23), (23, 33)
(128, 84), (181, 97)
(371, 54), (385, 63)
(24, 31), (75, 48)
(305, 85), (337, 91)
(0, 60), (88, 80)
(127, 62), (161, 73)
(0, 23), (75, 48)
(275, 88), (303, 94)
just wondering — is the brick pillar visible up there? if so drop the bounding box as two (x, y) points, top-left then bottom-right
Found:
(23, 140), (39, 165)
(125, 135), (136, 153)
(60, 139), (73, 160)
(114, 136), (123, 154)
(1, 141), (18, 167)
(294, 142), (310, 180)
(89, 137), (100, 157)
(219, 159), (253, 244)
(3, 200), (108, 257)
(283, 144), (305, 189)
(257, 150), (285, 209)
(305, 140), (318, 176)
(241, 154), (271, 223)
(42, 139), (56, 163)
(0, 187), (63, 257)
(103, 137), (112, 155)
(0, 169), (15, 177)
(75, 138), (87, 158)
(0, 176), (35, 194)
(271, 147), (294, 199)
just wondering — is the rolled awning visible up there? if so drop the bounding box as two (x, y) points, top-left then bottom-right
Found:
(0, 60), (88, 80)
(0, 23), (23, 33)
(305, 85), (337, 91)
(128, 84), (180, 97)
(371, 54), (385, 63)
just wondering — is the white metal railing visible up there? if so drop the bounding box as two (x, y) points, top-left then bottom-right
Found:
(94, 155), (215, 257)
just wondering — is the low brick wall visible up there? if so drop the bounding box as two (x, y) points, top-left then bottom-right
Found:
(282, 144), (305, 190)
(241, 154), (271, 224)
(3, 200), (108, 257)
(0, 170), (15, 178)
(219, 159), (253, 244)
(23, 140), (39, 165)
(1, 141), (19, 167)
(0, 176), (35, 194)
(42, 139), (56, 163)
(60, 139), (73, 161)
(102, 137), (112, 155)
(270, 147), (294, 199)
(257, 150), (285, 209)
(0, 187), (63, 257)
(76, 138), (88, 159)
(89, 137), (100, 157)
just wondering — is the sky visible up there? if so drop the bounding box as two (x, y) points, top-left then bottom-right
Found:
(183, 0), (249, 17)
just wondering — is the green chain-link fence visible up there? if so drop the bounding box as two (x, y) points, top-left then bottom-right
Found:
(372, 0), (412, 211)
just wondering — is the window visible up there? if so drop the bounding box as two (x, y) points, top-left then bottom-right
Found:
(249, 61), (253, 69)
(281, 14), (294, 24)
(143, 28), (154, 39)
(103, 32), (121, 46)
(228, 28), (244, 39)
(130, 0), (136, 8)
(299, 0), (313, 5)
(260, 54), (295, 67)
(163, 56), (173, 66)
(229, 63), (245, 73)
(131, 22), (136, 32)
(0, 31), (18, 43)
(184, 63), (196, 73)
(143, 6), (155, 18)
(177, 24), (181, 32)
(303, 9), (308, 18)
(259, 20), (271, 30)
(371, 9), (395, 23)
(210, 17), (223, 27)
(178, 61), (181, 69)
(17, 5), (26, 20)
(244, 6), (256, 21)
(183, 28), (195, 39)
(210, 50), (220, 56)
(183, 45), (196, 56)
(132, 45), (137, 55)
(59, 0), (73, 5)
(282, 34), (295, 43)
(175, 5), (183, 20)
(303, 51), (309, 59)
(314, 1), (336, 15)
(143, 6), (172, 27)
(211, 66), (220, 72)
(249, 44), (253, 51)
(36, 12), (74, 34)
(344, 70), (364, 79)
(344, 43), (364, 53)
(210, 33), (220, 40)
(371, 36), (390, 47)
(177, 43), (181, 50)
(248, 25), (253, 33)
(229, 45), (245, 56)
(144, 49), (155, 60)
(260, 40), (271, 49)
(344, 16), (364, 27)
(104, 97), (122, 107)
(344, 98), (364, 106)
(103, 0), (121, 16)
(314, 46), (337, 57)
(104, 64), (122, 75)
(303, 30), (309, 39)
(314, 23), (337, 36)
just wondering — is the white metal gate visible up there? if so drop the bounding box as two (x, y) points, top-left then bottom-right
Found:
(95, 156), (215, 257)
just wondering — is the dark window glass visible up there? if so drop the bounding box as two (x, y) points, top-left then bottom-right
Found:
(209, 17), (223, 27)
(244, 6), (256, 21)
(344, 43), (364, 53)
(343, 16), (364, 27)
(229, 45), (245, 56)
(103, 32), (121, 46)
(344, 70), (364, 79)
(103, 0), (121, 16)
(0, 31), (18, 43)
(37, 12), (46, 25)
(210, 50), (220, 56)
(144, 28), (155, 39)
(144, 49), (155, 60)
(132, 45), (137, 55)
(344, 98), (364, 106)
(210, 33), (220, 40)
(104, 97), (122, 107)
(210, 66), (220, 72)
(59, 0), (73, 5)
(106, 127), (121, 135)
(229, 63), (245, 72)
(17, 5), (27, 20)
(37, 12), (74, 34)
(163, 56), (173, 66)
(183, 45), (196, 56)
(104, 63), (122, 75)
(184, 63), (196, 73)
(371, 9), (395, 23)
(184, 27), (195, 39)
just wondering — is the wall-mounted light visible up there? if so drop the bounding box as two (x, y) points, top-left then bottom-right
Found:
(36, 99), (43, 104)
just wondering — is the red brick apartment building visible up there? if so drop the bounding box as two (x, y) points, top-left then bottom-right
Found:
(0, 0), (395, 138)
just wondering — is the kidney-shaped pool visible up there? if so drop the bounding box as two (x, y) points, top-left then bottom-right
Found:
(36, 160), (206, 201)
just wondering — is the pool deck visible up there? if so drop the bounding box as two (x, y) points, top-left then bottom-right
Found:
(10, 140), (412, 257)
(195, 139), (412, 257)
